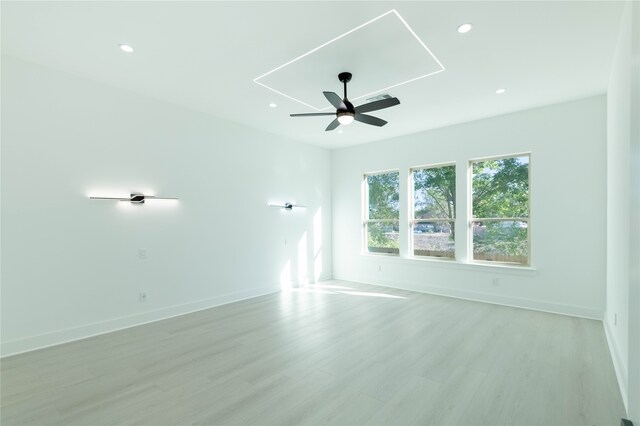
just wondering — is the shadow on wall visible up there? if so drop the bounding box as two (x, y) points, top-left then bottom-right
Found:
(278, 206), (408, 300)
(280, 207), (324, 289)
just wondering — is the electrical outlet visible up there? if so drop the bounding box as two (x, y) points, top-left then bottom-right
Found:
(378, 265), (382, 272)
(492, 278), (500, 286)
(139, 292), (147, 302)
(284, 239), (287, 246)
(138, 249), (147, 260)
(614, 313), (617, 326)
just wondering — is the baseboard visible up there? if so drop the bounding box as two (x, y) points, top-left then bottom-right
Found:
(283, 273), (333, 288)
(604, 316), (630, 413)
(0, 285), (279, 358)
(316, 273), (333, 283)
(333, 274), (603, 320)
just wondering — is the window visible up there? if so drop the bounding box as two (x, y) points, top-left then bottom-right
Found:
(411, 164), (456, 259)
(364, 171), (399, 254)
(470, 155), (530, 265)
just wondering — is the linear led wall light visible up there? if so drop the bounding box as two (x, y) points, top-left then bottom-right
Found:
(269, 202), (306, 211)
(90, 193), (178, 204)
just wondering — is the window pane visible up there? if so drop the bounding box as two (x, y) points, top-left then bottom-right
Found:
(413, 221), (455, 258)
(367, 172), (399, 220)
(472, 220), (528, 264)
(413, 165), (456, 219)
(472, 156), (529, 218)
(367, 222), (399, 254)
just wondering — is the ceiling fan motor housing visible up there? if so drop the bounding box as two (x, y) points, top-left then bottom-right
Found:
(337, 99), (355, 116)
(338, 72), (352, 83)
(337, 72), (355, 120)
(289, 71), (400, 130)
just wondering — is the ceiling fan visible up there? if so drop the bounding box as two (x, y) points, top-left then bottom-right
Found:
(290, 72), (400, 131)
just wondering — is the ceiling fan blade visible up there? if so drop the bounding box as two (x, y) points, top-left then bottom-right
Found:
(323, 92), (345, 109)
(325, 118), (340, 131)
(355, 97), (400, 114)
(355, 113), (388, 127)
(290, 113), (336, 117)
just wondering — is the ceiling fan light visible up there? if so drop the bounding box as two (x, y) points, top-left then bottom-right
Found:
(337, 112), (354, 125)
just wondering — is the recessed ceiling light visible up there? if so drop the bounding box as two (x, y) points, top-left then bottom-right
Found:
(496, 88), (507, 94)
(337, 130), (343, 134)
(118, 44), (134, 53)
(457, 23), (473, 34)
(269, 103), (277, 108)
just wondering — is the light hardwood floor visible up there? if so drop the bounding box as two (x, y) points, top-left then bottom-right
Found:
(1, 280), (626, 425)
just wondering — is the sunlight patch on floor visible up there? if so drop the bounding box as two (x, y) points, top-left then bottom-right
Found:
(289, 285), (408, 300)
(336, 290), (407, 299)
(310, 284), (354, 290)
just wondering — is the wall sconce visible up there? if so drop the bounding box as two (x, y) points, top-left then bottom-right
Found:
(90, 193), (178, 204)
(269, 202), (305, 210)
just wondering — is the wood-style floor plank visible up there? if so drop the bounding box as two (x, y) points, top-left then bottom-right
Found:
(0, 280), (626, 425)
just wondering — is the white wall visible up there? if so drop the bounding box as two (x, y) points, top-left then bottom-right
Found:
(332, 96), (607, 319)
(605, 0), (640, 420)
(629, 2), (640, 421)
(0, 56), (332, 357)
(606, 0), (632, 410)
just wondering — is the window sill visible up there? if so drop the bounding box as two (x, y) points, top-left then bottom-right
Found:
(362, 251), (400, 257)
(361, 254), (538, 276)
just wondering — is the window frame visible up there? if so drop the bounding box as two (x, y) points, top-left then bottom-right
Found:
(409, 162), (457, 260)
(363, 169), (400, 256)
(468, 153), (531, 267)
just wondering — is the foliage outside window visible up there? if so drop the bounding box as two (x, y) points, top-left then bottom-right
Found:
(471, 155), (530, 265)
(365, 171), (399, 254)
(411, 165), (456, 259)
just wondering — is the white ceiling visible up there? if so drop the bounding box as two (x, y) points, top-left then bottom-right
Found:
(255, 9), (445, 111)
(1, 1), (625, 149)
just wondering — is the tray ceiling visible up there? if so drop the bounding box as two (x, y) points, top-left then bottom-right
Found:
(0, 1), (626, 149)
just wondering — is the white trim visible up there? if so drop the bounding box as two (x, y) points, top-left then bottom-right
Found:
(468, 151), (533, 163)
(360, 253), (538, 276)
(409, 163), (457, 260)
(471, 218), (529, 222)
(468, 153), (532, 267)
(1, 285), (279, 358)
(409, 161), (456, 172)
(363, 170), (401, 255)
(411, 219), (455, 223)
(333, 274), (601, 319)
(604, 316), (629, 413)
(362, 251), (400, 257)
(288, 273), (334, 289)
(363, 168), (400, 177)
